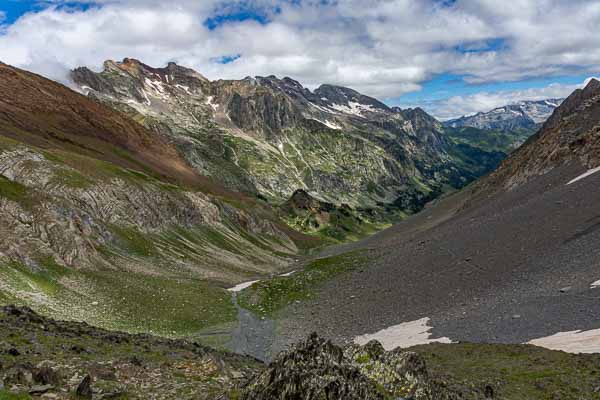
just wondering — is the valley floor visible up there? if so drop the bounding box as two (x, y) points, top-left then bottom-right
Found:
(238, 161), (600, 359)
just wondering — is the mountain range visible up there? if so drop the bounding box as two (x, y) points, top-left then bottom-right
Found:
(70, 58), (506, 240)
(0, 57), (562, 342)
(444, 98), (564, 133)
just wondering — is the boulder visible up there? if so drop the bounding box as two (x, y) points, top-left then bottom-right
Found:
(76, 374), (93, 399)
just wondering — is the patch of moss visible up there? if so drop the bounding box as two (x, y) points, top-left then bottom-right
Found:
(79, 270), (237, 336)
(0, 176), (36, 208)
(0, 290), (16, 306)
(1, 260), (67, 296)
(49, 168), (94, 189)
(0, 134), (21, 151)
(237, 250), (367, 317)
(0, 390), (32, 400)
(110, 225), (159, 258)
(42, 149), (163, 188)
(197, 227), (243, 255)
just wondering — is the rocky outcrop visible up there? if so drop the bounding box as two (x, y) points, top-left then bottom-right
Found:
(278, 189), (375, 241)
(241, 333), (451, 400)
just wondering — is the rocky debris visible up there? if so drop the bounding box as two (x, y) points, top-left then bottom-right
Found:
(34, 363), (61, 386)
(3, 305), (596, 399)
(6, 348), (20, 357)
(241, 333), (452, 400)
(0, 306), (456, 399)
(0, 306), (263, 399)
(3, 364), (34, 387)
(29, 384), (54, 395)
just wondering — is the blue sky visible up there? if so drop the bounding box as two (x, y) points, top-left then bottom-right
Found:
(1, 0), (39, 24)
(1, 0), (599, 119)
(392, 73), (589, 107)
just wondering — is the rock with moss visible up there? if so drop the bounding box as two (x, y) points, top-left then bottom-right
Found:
(241, 333), (452, 400)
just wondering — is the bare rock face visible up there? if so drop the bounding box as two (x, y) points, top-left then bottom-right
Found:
(0, 146), (294, 275)
(241, 333), (451, 400)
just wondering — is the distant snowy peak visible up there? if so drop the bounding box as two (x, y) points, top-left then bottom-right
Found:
(517, 98), (564, 123)
(444, 98), (564, 132)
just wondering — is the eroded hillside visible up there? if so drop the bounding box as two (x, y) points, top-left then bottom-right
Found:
(0, 63), (312, 337)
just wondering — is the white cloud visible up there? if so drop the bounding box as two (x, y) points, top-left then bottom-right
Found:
(0, 0), (599, 102)
(419, 78), (598, 120)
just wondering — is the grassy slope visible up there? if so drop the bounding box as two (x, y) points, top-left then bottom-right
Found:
(0, 258), (238, 338)
(0, 306), (263, 400)
(237, 251), (367, 317)
(412, 342), (600, 399)
(445, 126), (534, 154)
(0, 135), (304, 339)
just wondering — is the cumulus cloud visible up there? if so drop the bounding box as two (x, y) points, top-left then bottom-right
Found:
(0, 0), (599, 107)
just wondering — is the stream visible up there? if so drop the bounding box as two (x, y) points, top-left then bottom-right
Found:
(228, 293), (277, 361)
(226, 270), (297, 361)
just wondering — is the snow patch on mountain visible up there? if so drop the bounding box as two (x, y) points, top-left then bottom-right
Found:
(567, 166), (600, 185)
(330, 101), (377, 117)
(529, 329), (600, 353)
(309, 117), (342, 130)
(354, 317), (453, 350)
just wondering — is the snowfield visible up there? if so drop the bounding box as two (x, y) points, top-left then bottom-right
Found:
(354, 317), (453, 350)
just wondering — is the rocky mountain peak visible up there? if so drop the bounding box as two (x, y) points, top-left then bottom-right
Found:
(543, 78), (600, 130)
(254, 75), (313, 100)
(314, 84), (390, 113)
(98, 58), (208, 85)
(400, 107), (441, 125)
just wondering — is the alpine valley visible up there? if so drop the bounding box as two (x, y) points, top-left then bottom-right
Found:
(2, 57), (600, 400)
